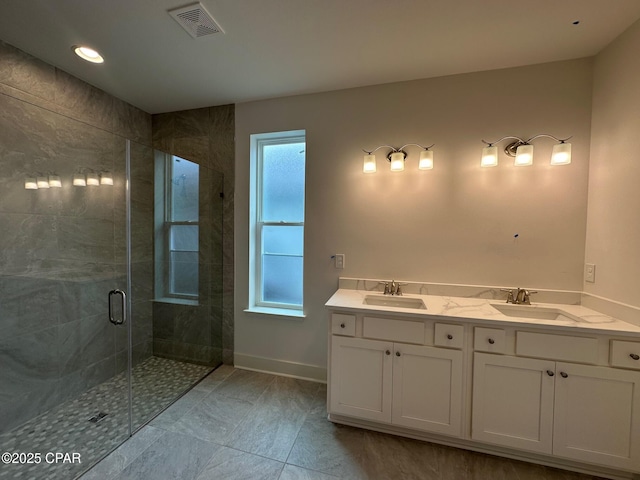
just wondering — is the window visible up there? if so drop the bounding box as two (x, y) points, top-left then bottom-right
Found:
(155, 153), (199, 301)
(249, 130), (306, 315)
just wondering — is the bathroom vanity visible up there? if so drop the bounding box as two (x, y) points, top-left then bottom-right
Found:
(325, 280), (640, 480)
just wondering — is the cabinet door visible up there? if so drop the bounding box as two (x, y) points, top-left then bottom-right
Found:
(392, 344), (463, 436)
(472, 353), (555, 454)
(553, 362), (640, 471)
(329, 336), (393, 422)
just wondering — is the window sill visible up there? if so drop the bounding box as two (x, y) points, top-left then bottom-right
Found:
(153, 297), (199, 306)
(244, 306), (306, 318)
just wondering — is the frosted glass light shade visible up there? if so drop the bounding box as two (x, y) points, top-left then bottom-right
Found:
(73, 174), (86, 186)
(25, 177), (38, 189)
(86, 172), (99, 186)
(481, 145), (498, 167)
(363, 154), (376, 173)
(389, 152), (405, 172)
(418, 150), (434, 170)
(514, 144), (534, 166)
(100, 172), (114, 185)
(551, 142), (572, 165)
(37, 176), (50, 188)
(49, 175), (62, 188)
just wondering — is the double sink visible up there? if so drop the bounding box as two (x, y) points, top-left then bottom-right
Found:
(362, 294), (581, 322)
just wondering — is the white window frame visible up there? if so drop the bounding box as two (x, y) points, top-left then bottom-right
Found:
(248, 130), (306, 317)
(154, 152), (199, 304)
(164, 156), (199, 300)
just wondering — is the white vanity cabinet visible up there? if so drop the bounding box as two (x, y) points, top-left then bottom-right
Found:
(330, 335), (393, 423)
(553, 362), (640, 470)
(391, 342), (463, 435)
(329, 315), (464, 437)
(326, 288), (640, 478)
(471, 352), (555, 454)
(472, 336), (640, 471)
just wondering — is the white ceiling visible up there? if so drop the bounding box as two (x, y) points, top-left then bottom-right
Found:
(1, 0), (639, 114)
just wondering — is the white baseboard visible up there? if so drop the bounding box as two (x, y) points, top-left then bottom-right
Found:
(233, 353), (327, 383)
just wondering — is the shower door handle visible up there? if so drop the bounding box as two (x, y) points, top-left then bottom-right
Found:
(108, 289), (127, 325)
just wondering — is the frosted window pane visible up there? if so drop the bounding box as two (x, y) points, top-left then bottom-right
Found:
(262, 142), (305, 222)
(170, 251), (198, 296)
(170, 225), (198, 251)
(263, 225), (303, 255)
(262, 255), (303, 305)
(171, 156), (199, 222)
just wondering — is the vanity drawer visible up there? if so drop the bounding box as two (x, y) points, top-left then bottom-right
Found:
(610, 340), (640, 370)
(363, 316), (425, 344)
(331, 314), (355, 336)
(474, 327), (506, 354)
(434, 323), (464, 349)
(516, 332), (597, 363)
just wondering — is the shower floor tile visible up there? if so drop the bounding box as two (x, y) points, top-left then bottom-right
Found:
(0, 356), (212, 480)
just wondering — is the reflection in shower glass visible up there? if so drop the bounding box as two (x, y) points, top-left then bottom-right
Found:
(165, 156), (199, 299)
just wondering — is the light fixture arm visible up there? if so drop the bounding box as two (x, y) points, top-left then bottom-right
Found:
(481, 136), (526, 147)
(363, 143), (435, 161)
(526, 134), (572, 144)
(398, 143), (435, 151)
(362, 145), (400, 155)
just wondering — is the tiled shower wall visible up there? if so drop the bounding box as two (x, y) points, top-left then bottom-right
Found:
(0, 39), (153, 432)
(152, 106), (235, 364)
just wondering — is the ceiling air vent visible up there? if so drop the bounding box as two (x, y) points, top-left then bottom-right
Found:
(168, 3), (224, 38)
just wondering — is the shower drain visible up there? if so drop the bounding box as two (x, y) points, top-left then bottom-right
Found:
(88, 412), (109, 423)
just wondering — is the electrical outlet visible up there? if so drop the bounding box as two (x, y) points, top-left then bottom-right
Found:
(585, 263), (596, 283)
(335, 254), (345, 269)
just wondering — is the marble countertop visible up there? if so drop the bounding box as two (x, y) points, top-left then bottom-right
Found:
(325, 288), (640, 337)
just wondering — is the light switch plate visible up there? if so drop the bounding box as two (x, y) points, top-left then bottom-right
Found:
(335, 254), (345, 269)
(585, 263), (596, 283)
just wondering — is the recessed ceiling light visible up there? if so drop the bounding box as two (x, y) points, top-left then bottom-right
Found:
(72, 45), (104, 64)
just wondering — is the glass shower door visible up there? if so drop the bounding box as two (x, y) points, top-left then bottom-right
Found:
(0, 95), (132, 480)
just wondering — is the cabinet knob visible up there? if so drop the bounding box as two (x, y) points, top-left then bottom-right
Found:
(488, 338), (495, 344)
(395, 351), (401, 357)
(630, 353), (640, 361)
(447, 334), (453, 340)
(546, 370), (555, 377)
(560, 372), (568, 378)
(340, 323), (345, 328)
(385, 350), (391, 356)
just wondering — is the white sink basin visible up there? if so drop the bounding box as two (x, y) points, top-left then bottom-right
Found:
(363, 295), (426, 310)
(491, 303), (580, 322)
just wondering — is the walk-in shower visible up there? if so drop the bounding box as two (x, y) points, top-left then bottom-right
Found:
(0, 85), (224, 479)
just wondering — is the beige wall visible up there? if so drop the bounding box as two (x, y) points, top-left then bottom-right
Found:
(235, 59), (594, 377)
(585, 19), (640, 308)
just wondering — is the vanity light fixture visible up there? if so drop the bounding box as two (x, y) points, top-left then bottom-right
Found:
(481, 135), (572, 167)
(100, 171), (114, 185)
(362, 143), (435, 173)
(72, 45), (104, 64)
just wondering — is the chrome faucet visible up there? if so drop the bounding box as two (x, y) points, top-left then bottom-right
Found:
(501, 287), (537, 305)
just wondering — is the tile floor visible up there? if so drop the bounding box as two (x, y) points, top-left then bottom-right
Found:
(76, 366), (607, 480)
(0, 357), (212, 480)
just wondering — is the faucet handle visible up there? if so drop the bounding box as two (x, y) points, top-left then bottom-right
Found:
(395, 283), (408, 296)
(379, 281), (391, 295)
(500, 288), (515, 304)
(522, 290), (538, 305)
